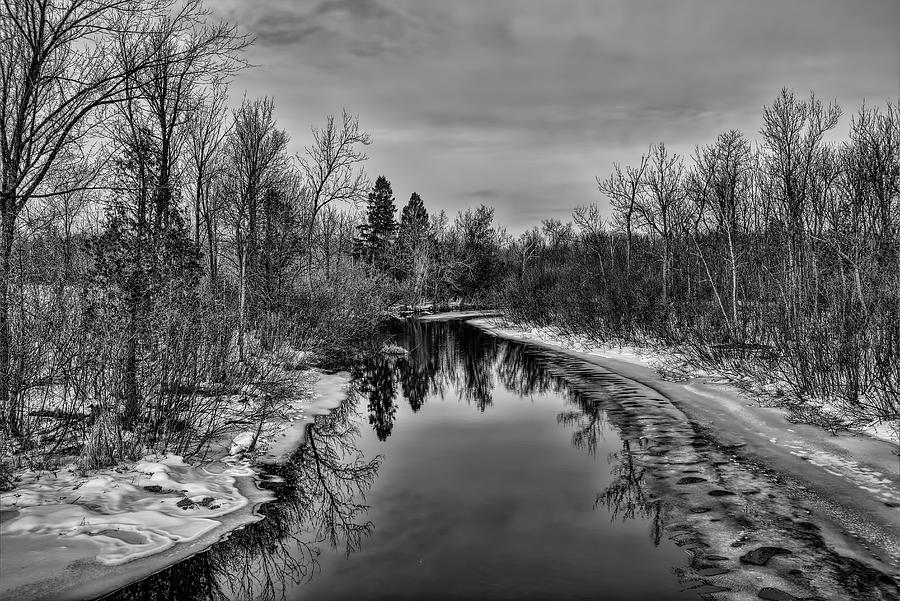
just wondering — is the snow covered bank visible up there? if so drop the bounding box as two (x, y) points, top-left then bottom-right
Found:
(468, 316), (898, 447)
(0, 369), (352, 601)
(1, 454), (256, 566)
(418, 309), (505, 322)
(0, 454), (271, 600)
(468, 316), (900, 576)
(257, 371), (351, 466)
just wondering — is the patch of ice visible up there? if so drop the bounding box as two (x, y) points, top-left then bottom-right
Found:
(0, 453), (253, 565)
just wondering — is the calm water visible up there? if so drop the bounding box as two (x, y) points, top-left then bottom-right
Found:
(109, 320), (695, 601)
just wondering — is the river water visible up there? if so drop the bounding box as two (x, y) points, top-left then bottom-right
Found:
(107, 319), (704, 600)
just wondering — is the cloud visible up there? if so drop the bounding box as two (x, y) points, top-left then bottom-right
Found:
(311, 0), (395, 20)
(462, 189), (502, 200)
(235, 0), (420, 65)
(218, 0), (900, 233)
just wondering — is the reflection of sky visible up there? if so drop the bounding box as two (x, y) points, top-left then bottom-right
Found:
(215, 0), (899, 232)
(299, 327), (692, 600)
(108, 322), (686, 599)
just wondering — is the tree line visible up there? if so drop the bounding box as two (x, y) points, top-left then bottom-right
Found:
(502, 91), (899, 430)
(0, 0), (894, 475)
(0, 0), (509, 473)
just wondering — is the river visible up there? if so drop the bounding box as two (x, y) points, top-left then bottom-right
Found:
(105, 317), (900, 601)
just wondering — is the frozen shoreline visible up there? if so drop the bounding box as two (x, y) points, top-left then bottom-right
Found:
(466, 315), (900, 578)
(0, 370), (351, 601)
(467, 316), (899, 446)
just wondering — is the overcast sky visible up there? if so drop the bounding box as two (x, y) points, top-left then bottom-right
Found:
(212, 0), (900, 232)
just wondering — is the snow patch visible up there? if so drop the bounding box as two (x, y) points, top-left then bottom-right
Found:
(1, 453), (253, 565)
(229, 431), (257, 456)
(469, 317), (662, 369)
(472, 317), (898, 448)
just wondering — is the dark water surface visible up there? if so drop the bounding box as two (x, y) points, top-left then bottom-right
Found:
(108, 320), (695, 601)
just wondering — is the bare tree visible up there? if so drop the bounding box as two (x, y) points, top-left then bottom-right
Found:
(222, 97), (289, 361)
(635, 143), (687, 310)
(515, 227), (543, 278)
(187, 83), (231, 283)
(760, 89), (841, 324)
(297, 110), (371, 287)
(690, 130), (754, 331)
(573, 204), (610, 279)
(0, 0), (246, 432)
(598, 153), (648, 275)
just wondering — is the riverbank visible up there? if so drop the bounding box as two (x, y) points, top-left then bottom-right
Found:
(0, 370), (351, 601)
(467, 315), (900, 600)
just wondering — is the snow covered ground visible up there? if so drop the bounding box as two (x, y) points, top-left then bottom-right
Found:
(1, 454), (257, 565)
(0, 368), (352, 601)
(469, 316), (899, 446)
(467, 315), (900, 576)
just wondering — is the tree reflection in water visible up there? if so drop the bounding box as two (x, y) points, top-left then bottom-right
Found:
(108, 320), (666, 600)
(596, 439), (664, 546)
(357, 356), (398, 441)
(496, 344), (663, 545)
(364, 320), (662, 544)
(556, 392), (609, 457)
(359, 320), (503, 426)
(106, 392), (381, 601)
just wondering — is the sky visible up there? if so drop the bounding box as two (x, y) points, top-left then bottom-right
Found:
(211, 0), (900, 233)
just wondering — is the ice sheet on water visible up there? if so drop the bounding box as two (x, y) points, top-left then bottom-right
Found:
(1, 368), (349, 581)
(0, 452), (253, 565)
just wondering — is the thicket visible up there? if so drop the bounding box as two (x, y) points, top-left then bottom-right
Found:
(501, 91), (899, 432)
(0, 1), (371, 475)
(0, 0), (513, 478)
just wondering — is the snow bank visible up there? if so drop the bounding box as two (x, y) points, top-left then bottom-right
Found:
(470, 317), (898, 448)
(418, 309), (504, 322)
(469, 317), (662, 369)
(257, 371), (352, 465)
(0, 366), (355, 600)
(0, 453), (254, 565)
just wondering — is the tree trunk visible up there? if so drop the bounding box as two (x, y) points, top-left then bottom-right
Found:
(661, 238), (669, 310)
(624, 216), (633, 277)
(206, 217), (217, 287)
(194, 173), (202, 245)
(122, 299), (140, 430)
(238, 246), (246, 362)
(0, 196), (15, 433)
(727, 229), (739, 333)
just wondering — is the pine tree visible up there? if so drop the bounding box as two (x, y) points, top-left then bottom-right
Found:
(400, 192), (428, 231)
(355, 175), (397, 267)
(397, 192), (430, 256)
(397, 192), (433, 301)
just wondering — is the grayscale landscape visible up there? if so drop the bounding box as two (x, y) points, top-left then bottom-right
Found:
(0, 1), (898, 600)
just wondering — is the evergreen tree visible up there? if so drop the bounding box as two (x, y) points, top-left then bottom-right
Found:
(400, 192), (428, 231)
(396, 192), (433, 297)
(355, 175), (397, 267)
(88, 127), (200, 431)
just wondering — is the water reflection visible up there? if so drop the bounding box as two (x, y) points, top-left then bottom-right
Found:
(106, 395), (380, 601)
(365, 320), (659, 524)
(366, 321), (503, 413)
(108, 319), (673, 600)
(358, 357), (398, 441)
(597, 439), (664, 546)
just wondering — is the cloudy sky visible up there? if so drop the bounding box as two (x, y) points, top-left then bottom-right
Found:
(212, 0), (899, 232)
